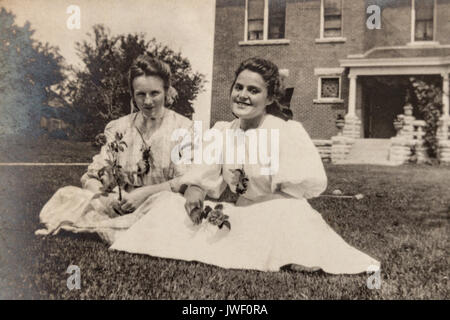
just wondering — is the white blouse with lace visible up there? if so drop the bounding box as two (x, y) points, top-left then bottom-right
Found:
(179, 114), (328, 204)
(81, 108), (193, 189)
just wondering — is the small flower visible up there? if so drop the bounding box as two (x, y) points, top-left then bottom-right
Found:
(94, 133), (107, 146)
(201, 205), (213, 220)
(232, 168), (249, 195)
(136, 159), (148, 175)
(115, 132), (123, 141)
(203, 203), (231, 230)
(109, 141), (119, 153)
(141, 146), (153, 175)
(190, 203), (231, 230)
(207, 209), (222, 225)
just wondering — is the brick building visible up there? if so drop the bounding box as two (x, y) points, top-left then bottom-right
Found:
(210, 0), (450, 146)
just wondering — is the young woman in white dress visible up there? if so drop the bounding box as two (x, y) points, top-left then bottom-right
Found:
(36, 55), (192, 243)
(110, 57), (381, 274)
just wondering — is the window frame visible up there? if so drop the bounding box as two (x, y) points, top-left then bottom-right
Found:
(316, 0), (346, 43)
(243, 0), (289, 44)
(313, 68), (344, 104)
(410, 0), (438, 45)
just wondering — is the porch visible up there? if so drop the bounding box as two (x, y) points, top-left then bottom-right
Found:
(330, 46), (450, 165)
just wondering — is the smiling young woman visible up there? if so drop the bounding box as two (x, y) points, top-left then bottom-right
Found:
(230, 69), (272, 129)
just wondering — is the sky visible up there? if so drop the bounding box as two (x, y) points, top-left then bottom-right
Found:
(1, 0), (216, 126)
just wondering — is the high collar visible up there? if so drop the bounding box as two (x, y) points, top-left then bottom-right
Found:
(238, 113), (268, 131)
(141, 107), (166, 121)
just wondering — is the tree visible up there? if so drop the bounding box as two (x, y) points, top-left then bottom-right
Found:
(0, 8), (66, 138)
(67, 25), (205, 140)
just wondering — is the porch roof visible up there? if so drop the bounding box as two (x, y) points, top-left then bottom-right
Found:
(340, 45), (450, 76)
(362, 46), (450, 59)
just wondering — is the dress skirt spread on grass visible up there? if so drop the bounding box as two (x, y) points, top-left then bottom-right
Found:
(37, 112), (379, 274)
(109, 115), (380, 274)
(36, 109), (193, 244)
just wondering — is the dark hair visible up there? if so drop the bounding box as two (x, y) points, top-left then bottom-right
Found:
(282, 108), (293, 120)
(231, 57), (288, 121)
(129, 55), (174, 109)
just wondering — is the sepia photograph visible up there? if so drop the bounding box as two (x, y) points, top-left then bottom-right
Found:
(0, 0), (448, 304)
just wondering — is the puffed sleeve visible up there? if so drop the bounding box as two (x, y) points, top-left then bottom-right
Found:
(271, 120), (327, 199)
(170, 118), (195, 179)
(80, 119), (120, 188)
(177, 121), (229, 199)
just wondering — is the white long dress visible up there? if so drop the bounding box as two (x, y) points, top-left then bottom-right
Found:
(36, 109), (192, 243)
(110, 115), (381, 274)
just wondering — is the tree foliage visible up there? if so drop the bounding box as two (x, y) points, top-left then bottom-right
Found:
(0, 8), (66, 137)
(67, 25), (205, 140)
(410, 77), (443, 158)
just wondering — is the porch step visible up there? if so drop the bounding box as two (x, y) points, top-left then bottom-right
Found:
(340, 139), (395, 165)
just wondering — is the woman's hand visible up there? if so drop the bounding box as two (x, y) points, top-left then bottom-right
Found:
(184, 185), (205, 224)
(118, 189), (149, 214)
(84, 178), (104, 194)
(98, 170), (116, 193)
(97, 192), (124, 216)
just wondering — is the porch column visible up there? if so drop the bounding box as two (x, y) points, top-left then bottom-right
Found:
(442, 72), (449, 119)
(346, 74), (357, 119)
(342, 74), (361, 138)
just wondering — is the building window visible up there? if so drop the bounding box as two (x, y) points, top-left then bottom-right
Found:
(268, 0), (286, 39)
(321, 78), (340, 99)
(248, 0), (264, 40)
(314, 68), (344, 103)
(246, 0), (286, 41)
(412, 0), (435, 42)
(321, 0), (343, 38)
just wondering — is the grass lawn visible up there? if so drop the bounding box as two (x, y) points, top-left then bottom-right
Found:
(0, 154), (448, 299)
(0, 136), (98, 162)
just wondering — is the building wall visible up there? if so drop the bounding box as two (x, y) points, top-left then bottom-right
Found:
(436, 0), (450, 44)
(364, 0), (450, 50)
(211, 0), (450, 139)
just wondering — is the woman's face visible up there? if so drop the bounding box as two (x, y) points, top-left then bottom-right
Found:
(230, 69), (272, 120)
(132, 75), (166, 119)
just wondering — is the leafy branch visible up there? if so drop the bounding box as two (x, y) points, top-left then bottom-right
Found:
(95, 132), (128, 201)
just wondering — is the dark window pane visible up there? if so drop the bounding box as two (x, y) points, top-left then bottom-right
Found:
(324, 16), (341, 29)
(415, 0), (434, 19)
(324, 0), (342, 16)
(414, 0), (434, 41)
(268, 0), (286, 39)
(248, 20), (264, 40)
(324, 0), (342, 38)
(248, 0), (265, 40)
(415, 20), (433, 41)
(248, 0), (264, 20)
